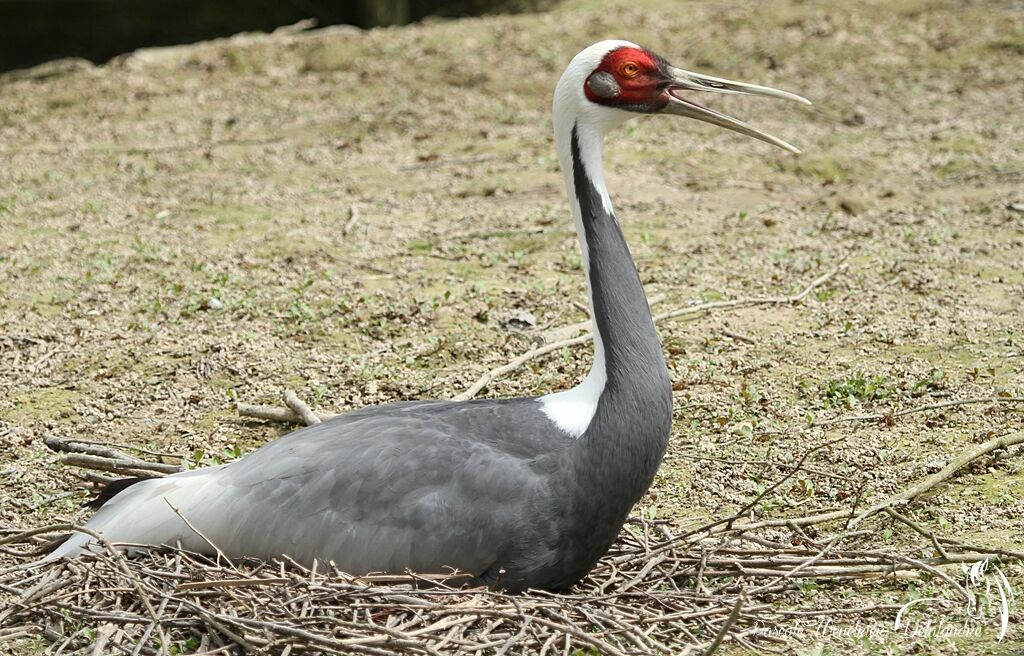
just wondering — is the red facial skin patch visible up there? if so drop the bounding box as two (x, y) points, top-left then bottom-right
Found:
(584, 47), (671, 111)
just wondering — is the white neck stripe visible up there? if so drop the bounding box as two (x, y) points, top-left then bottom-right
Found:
(539, 122), (608, 438)
(540, 43), (637, 437)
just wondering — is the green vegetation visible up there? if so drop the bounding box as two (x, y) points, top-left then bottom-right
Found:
(822, 371), (891, 408)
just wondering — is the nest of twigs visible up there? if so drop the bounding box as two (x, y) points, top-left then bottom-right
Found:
(3, 519), (763, 655)
(2, 492), (1019, 655)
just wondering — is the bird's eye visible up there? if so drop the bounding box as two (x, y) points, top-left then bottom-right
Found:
(620, 62), (640, 78)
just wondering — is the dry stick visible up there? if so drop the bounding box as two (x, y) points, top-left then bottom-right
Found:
(721, 329), (756, 345)
(457, 261), (847, 401)
(586, 607), (671, 654)
(750, 485), (871, 592)
(703, 595), (744, 656)
(651, 261), (847, 323)
(729, 508), (850, 532)
(399, 154), (496, 172)
(70, 525), (171, 655)
(810, 395), (1024, 428)
(44, 435), (132, 461)
(54, 626), (90, 655)
(884, 507), (949, 559)
(283, 390), (322, 426)
(675, 436), (846, 543)
(175, 577), (290, 592)
(731, 430), (1024, 533)
(224, 615), (435, 656)
(58, 454), (181, 478)
(76, 471), (118, 486)
(492, 600), (530, 656)
(45, 436), (183, 476)
(851, 429), (1024, 526)
(132, 551), (181, 656)
(235, 402), (335, 424)
(0, 522), (87, 548)
(1, 530), (1003, 656)
(343, 205), (361, 236)
(80, 441), (180, 461)
(0, 628), (38, 640)
(161, 594), (263, 654)
(453, 333), (593, 401)
(682, 565), (945, 580)
(938, 541), (1024, 561)
(845, 550), (972, 601)
(775, 604), (901, 618)
(616, 553), (668, 593)
(745, 531), (854, 597)
(535, 607), (629, 656)
(163, 499), (239, 573)
(0, 568), (63, 623)
(0, 623), (37, 637)
(542, 293), (666, 344)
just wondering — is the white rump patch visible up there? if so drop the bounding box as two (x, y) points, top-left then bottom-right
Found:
(539, 341), (606, 438)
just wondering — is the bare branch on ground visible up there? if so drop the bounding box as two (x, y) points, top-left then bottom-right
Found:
(283, 389), (322, 426)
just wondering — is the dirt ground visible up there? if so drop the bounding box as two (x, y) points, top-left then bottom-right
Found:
(1, 0), (1022, 653)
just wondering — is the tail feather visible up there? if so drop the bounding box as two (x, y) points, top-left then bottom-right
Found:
(83, 476), (147, 510)
(47, 465), (228, 560)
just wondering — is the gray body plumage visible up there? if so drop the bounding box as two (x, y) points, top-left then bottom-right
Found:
(49, 42), (675, 592)
(57, 386), (668, 591)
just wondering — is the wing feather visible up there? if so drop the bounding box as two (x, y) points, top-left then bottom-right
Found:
(52, 399), (564, 580)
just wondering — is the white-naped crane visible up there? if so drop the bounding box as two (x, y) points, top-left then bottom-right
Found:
(49, 40), (808, 592)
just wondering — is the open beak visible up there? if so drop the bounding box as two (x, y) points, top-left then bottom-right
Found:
(663, 66), (811, 154)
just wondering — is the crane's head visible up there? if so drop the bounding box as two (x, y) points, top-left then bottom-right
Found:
(556, 40), (810, 153)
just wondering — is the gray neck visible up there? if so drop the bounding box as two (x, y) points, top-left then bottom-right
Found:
(567, 123), (671, 419)
(549, 120), (673, 575)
